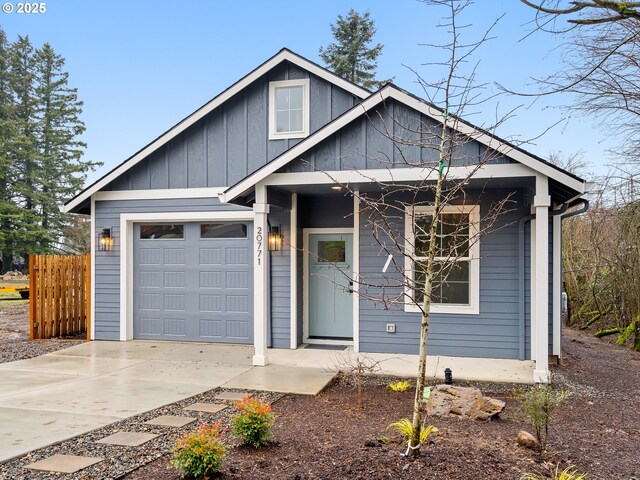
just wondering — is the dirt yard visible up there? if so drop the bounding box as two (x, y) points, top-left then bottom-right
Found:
(0, 289), (84, 363)
(123, 328), (640, 480)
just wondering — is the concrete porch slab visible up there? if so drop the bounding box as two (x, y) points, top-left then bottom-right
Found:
(223, 365), (336, 395)
(25, 454), (103, 473)
(266, 347), (535, 385)
(107, 360), (251, 386)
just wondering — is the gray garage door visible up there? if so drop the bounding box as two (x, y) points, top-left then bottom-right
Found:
(133, 222), (253, 343)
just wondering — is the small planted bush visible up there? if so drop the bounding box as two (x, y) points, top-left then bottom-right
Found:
(520, 380), (570, 451)
(520, 466), (587, 480)
(232, 395), (275, 447)
(387, 418), (435, 446)
(170, 421), (226, 478)
(387, 380), (411, 392)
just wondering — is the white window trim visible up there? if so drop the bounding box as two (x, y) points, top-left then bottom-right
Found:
(404, 204), (480, 315)
(269, 79), (310, 140)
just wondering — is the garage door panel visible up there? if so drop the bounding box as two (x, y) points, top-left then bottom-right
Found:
(133, 222), (253, 343)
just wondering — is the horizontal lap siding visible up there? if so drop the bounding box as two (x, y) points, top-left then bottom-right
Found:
(269, 207), (291, 349)
(359, 189), (529, 360)
(106, 62), (357, 191)
(93, 198), (252, 341)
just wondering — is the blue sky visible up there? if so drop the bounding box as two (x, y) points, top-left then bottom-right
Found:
(2, 0), (612, 185)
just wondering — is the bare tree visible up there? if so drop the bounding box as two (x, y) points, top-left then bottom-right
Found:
(306, 0), (520, 456)
(518, 1), (640, 164)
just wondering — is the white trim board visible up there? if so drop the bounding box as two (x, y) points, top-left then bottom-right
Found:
(404, 204), (481, 315)
(302, 227), (356, 346)
(289, 193), (298, 349)
(222, 85), (586, 202)
(93, 187), (227, 202)
(118, 211), (255, 342)
(62, 49), (369, 214)
(262, 163), (535, 187)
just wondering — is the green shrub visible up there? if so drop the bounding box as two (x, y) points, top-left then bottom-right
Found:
(387, 380), (411, 392)
(170, 421), (226, 478)
(520, 380), (570, 451)
(232, 395), (275, 447)
(520, 465), (587, 480)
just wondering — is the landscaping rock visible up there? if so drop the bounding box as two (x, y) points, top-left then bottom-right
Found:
(425, 384), (506, 420)
(516, 430), (538, 449)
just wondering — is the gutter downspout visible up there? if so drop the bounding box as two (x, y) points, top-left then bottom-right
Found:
(518, 200), (574, 361)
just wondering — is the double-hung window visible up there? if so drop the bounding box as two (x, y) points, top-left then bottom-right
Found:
(405, 205), (480, 314)
(269, 79), (310, 139)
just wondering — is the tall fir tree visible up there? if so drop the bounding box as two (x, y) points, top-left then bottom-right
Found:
(0, 30), (21, 271)
(0, 28), (96, 271)
(319, 9), (388, 90)
(33, 43), (93, 249)
(8, 35), (50, 263)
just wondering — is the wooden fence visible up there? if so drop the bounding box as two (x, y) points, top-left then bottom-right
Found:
(29, 254), (91, 340)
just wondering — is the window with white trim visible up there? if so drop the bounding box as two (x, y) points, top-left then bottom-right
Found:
(269, 79), (310, 139)
(405, 205), (480, 314)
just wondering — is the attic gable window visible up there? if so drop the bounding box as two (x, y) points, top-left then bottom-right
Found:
(269, 79), (310, 140)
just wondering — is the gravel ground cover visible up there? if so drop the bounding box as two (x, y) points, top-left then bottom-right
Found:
(0, 300), (85, 364)
(0, 388), (282, 479)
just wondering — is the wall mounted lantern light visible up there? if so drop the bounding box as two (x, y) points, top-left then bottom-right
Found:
(98, 227), (113, 252)
(268, 225), (282, 252)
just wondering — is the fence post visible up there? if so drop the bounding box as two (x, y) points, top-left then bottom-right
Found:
(29, 255), (36, 340)
(86, 253), (91, 341)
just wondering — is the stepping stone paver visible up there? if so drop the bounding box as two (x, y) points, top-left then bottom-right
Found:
(26, 454), (103, 474)
(184, 402), (228, 413)
(215, 391), (248, 401)
(96, 431), (159, 447)
(145, 415), (197, 427)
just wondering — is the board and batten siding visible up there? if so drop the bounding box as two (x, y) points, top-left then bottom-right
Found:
(93, 197), (253, 340)
(357, 188), (538, 360)
(105, 61), (357, 192)
(282, 100), (513, 173)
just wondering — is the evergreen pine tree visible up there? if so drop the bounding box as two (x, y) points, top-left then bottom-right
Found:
(319, 9), (388, 90)
(33, 43), (94, 250)
(0, 29), (22, 271)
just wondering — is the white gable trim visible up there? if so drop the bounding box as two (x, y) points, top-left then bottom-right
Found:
(222, 86), (585, 202)
(62, 50), (369, 214)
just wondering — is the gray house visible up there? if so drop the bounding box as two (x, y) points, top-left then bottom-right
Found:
(63, 49), (588, 383)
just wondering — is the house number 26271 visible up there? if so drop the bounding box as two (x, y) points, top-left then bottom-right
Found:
(256, 226), (263, 266)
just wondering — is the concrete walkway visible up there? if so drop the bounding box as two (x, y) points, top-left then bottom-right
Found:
(0, 341), (333, 463)
(0, 340), (533, 463)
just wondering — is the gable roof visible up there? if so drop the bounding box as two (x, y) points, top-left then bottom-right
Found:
(62, 49), (371, 214)
(222, 84), (586, 201)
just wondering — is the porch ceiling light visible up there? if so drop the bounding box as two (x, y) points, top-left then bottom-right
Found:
(98, 227), (113, 252)
(331, 184), (343, 191)
(268, 225), (282, 252)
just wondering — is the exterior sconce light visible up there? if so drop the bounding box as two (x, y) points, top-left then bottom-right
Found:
(444, 367), (453, 385)
(268, 225), (282, 252)
(98, 227), (113, 252)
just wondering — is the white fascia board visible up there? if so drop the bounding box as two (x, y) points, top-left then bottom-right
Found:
(63, 50), (369, 214)
(388, 89), (586, 194)
(263, 163), (534, 186)
(222, 86), (585, 202)
(92, 187), (227, 202)
(222, 90), (392, 201)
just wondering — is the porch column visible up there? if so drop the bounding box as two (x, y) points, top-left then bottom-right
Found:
(552, 213), (562, 358)
(253, 184), (269, 366)
(533, 174), (550, 382)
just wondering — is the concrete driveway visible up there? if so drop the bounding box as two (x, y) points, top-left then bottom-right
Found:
(0, 341), (335, 463)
